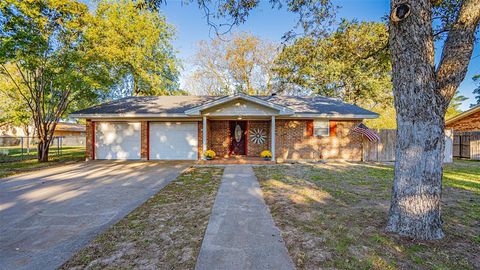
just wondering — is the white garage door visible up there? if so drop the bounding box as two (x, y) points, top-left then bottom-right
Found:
(95, 122), (141, 160)
(150, 122), (198, 160)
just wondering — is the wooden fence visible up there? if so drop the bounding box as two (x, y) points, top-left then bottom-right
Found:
(363, 129), (454, 163)
(363, 129), (396, 162)
(453, 131), (480, 160)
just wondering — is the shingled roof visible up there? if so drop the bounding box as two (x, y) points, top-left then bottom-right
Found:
(70, 95), (378, 118)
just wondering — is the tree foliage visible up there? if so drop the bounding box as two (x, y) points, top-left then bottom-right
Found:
(0, 65), (32, 133)
(472, 74), (480, 107)
(275, 20), (392, 108)
(86, 0), (180, 97)
(141, 0), (337, 39)
(186, 32), (278, 95)
(0, 0), (181, 161)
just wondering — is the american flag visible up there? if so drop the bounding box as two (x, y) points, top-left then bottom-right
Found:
(352, 123), (380, 142)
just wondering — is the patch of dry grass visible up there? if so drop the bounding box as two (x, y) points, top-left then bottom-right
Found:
(254, 160), (479, 270)
(61, 166), (224, 270)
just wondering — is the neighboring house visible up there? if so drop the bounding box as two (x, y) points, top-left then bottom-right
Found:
(70, 94), (379, 162)
(0, 122), (86, 137)
(446, 105), (480, 132)
(54, 122), (86, 137)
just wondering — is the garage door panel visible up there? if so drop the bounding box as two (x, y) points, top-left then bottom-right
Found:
(95, 122), (141, 160)
(150, 122), (198, 160)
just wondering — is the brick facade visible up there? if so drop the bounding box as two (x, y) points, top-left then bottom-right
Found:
(208, 120), (230, 157)
(275, 120), (363, 161)
(206, 119), (363, 161)
(87, 118), (364, 162)
(446, 110), (480, 131)
(247, 121), (271, 157)
(140, 121), (149, 160)
(85, 120), (94, 160)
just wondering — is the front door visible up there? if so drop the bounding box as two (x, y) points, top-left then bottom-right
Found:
(229, 121), (246, 155)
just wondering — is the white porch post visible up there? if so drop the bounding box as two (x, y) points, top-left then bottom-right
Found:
(202, 116), (207, 160)
(271, 115), (276, 161)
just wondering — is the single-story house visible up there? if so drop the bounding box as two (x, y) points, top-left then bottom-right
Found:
(446, 105), (480, 132)
(0, 122), (86, 137)
(70, 94), (379, 162)
(54, 122), (87, 137)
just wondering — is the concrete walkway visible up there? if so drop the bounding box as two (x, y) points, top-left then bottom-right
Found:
(195, 166), (294, 270)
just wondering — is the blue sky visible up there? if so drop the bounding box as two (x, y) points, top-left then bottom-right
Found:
(159, 0), (479, 111)
(85, 0), (479, 110)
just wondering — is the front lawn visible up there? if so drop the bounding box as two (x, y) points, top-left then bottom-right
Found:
(61, 166), (224, 270)
(0, 146), (86, 178)
(254, 160), (479, 270)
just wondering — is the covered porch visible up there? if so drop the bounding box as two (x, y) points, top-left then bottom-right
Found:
(200, 117), (277, 161)
(184, 94), (294, 161)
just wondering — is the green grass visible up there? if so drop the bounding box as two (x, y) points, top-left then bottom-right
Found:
(0, 146), (85, 178)
(61, 166), (224, 270)
(254, 160), (480, 270)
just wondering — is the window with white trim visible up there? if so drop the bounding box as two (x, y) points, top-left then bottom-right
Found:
(314, 120), (330, 136)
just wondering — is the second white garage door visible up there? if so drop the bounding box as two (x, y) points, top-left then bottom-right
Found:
(149, 122), (198, 160)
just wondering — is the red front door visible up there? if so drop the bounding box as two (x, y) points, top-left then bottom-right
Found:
(229, 121), (247, 155)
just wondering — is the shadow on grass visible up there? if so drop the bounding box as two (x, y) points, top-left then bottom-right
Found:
(254, 161), (479, 270)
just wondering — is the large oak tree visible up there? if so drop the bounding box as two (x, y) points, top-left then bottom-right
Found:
(387, 0), (480, 239)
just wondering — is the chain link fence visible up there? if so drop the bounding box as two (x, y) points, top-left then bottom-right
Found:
(0, 136), (85, 162)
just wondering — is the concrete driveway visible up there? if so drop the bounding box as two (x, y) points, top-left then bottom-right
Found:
(0, 161), (191, 270)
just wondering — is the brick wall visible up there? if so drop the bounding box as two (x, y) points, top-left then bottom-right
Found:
(247, 121), (271, 157)
(140, 121), (149, 160)
(275, 120), (363, 162)
(446, 110), (480, 131)
(85, 120), (94, 160)
(208, 120), (230, 157)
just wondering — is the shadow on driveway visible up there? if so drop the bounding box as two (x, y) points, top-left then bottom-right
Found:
(0, 160), (192, 270)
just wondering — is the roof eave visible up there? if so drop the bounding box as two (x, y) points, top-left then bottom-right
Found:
(445, 105), (480, 125)
(184, 93), (295, 116)
(290, 113), (379, 119)
(69, 113), (192, 119)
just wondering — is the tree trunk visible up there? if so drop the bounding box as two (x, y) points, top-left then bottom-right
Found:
(386, 116), (445, 239)
(387, 0), (445, 240)
(387, 0), (480, 240)
(37, 138), (51, 162)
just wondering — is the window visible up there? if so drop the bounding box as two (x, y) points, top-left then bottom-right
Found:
(314, 120), (330, 136)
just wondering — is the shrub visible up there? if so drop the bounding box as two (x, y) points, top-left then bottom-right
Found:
(204, 149), (216, 159)
(260, 150), (272, 159)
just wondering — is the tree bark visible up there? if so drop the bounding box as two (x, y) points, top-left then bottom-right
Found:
(37, 139), (51, 162)
(387, 0), (480, 240)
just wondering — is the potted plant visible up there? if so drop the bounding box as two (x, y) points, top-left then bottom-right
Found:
(204, 150), (216, 160)
(260, 150), (272, 161)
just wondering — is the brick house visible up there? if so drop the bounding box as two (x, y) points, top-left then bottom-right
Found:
(70, 94), (378, 162)
(445, 105), (480, 132)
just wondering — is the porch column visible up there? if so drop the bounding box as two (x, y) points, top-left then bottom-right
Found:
(202, 116), (207, 160)
(271, 115), (276, 161)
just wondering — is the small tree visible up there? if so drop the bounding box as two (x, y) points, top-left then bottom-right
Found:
(0, 0), (110, 162)
(186, 32), (279, 95)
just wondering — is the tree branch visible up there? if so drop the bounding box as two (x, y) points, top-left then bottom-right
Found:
(435, 0), (480, 110)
